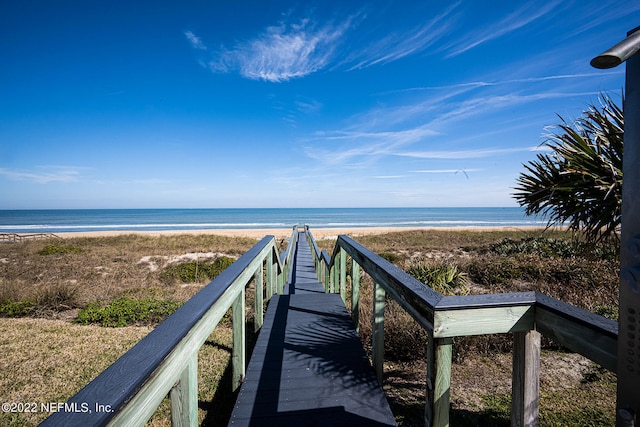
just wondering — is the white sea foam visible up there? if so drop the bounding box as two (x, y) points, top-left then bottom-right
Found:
(0, 207), (546, 233)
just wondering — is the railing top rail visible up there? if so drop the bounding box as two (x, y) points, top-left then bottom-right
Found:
(535, 292), (618, 338)
(436, 292), (616, 336)
(299, 226), (620, 424)
(306, 227), (321, 257)
(436, 292), (538, 310)
(320, 250), (331, 266)
(41, 235), (280, 426)
(303, 229), (618, 362)
(282, 226), (298, 263)
(336, 234), (443, 306)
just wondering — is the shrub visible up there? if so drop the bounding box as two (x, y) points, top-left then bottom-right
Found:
(464, 256), (528, 286)
(483, 236), (617, 261)
(75, 297), (183, 327)
(595, 304), (619, 320)
(406, 261), (469, 295)
(485, 237), (579, 258)
(160, 256), (234, 284)
(0, 300), (35, 317)
(378, 252), (401, 263)
(35, 283), (79, 311)
(38, 244), (83, 255)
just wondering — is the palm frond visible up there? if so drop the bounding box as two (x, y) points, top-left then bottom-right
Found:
(513, 93), (623, 244)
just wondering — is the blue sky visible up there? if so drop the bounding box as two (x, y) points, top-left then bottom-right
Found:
(1, 1), (638, 209)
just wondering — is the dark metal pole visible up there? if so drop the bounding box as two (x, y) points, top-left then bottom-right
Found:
(592, 26), (640, 427)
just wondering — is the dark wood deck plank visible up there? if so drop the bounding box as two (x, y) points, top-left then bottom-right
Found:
(284, 232), (326, 294)
(228, 232), (396, 426)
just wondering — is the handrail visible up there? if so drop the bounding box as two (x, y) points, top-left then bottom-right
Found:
(305, 227), (618, 427)
(0, 233), (60, 242)
(282, 225), (302, 285)
(40, 235), (288, 426)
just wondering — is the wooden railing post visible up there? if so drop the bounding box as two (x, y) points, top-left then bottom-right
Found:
(351, 259), (360, 332)
(272, 248), (278, 296)
(511, 330), (541, 427)
(279, 265), (285, 295)
(332, 251), (338, 293)
(372, 281), (385, 386)
(170, 354), (198, 427)
(266, 250), (274, 301)
(330, 263), (336, 293)
(254, 264), (264, 332)
(324, 260), (330, 292)
(232, 288), (246, 391)
(426, 336), (452, 427)
(340, 248), (347, 303)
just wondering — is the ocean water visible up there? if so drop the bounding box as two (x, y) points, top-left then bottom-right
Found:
(0, 207), (543, 233)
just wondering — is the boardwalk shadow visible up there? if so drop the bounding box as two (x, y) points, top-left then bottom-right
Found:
(287, 240), (325, 294)
(229, 232), (395, 426)
(284, 300), (386, 400)
(199, 358), (238, 427)
(236, 294), (395, 426)
(200, 321), (260, 427)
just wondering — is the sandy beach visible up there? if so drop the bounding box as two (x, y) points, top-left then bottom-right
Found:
(55, 225), (550, 240)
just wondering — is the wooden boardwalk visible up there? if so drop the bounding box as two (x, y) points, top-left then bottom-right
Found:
(228, 232), (396, 426)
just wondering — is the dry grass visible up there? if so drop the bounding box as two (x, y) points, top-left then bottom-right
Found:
(0, 233), (267, 426)
(0, 318), (234, 427)
(0, 230), (620, 426)
(0, 318), (153, 426)
(0, 234), (261, 313)
(317, 229), (619, 426)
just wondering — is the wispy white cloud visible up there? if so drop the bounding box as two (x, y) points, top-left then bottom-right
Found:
(394, 71), (623, 92)
(411, 169), (480, 174)
(305, 127), (439, 164)
(396, 147), (535, 159)
(295, 99), (323, 114)
(303, 87), (591, 167)
(344, 2), (460, 70)
(424, 91), (601, 130)
(210, 16), (355, 82)
(0, 166), (83, 184)
(311, 127), (439, 143)
(184, 30), (207, 50)
(568, 2), (640, 37)
(443, 0), (562, 57)
(304, 84), (596, 173)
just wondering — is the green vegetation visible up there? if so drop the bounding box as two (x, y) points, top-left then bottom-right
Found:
(514, 93), (623, 244)
(160, 256), (235, 284)
(75, 297), (183, 327)
(0, 282), (79, 317)
(595, 304), (619, 320)
(485, 236), (580, 258)
(378, 252), (401, 263)
(485, 236), (617, 261)
(0, 300), (35, 317)
(464, 237), (618, 304)
(406, 260), (469, 295)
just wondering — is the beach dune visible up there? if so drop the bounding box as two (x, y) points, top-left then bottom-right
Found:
(56, 225), (549, 240)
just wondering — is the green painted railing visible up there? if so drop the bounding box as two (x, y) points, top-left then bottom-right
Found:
(40, 227), (301, 427)
(304, 228), (618, 427)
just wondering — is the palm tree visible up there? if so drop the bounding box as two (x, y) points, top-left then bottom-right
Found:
(513, 94), (623, 243)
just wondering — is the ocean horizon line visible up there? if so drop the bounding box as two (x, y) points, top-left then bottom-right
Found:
(0, 207), (544, 234)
